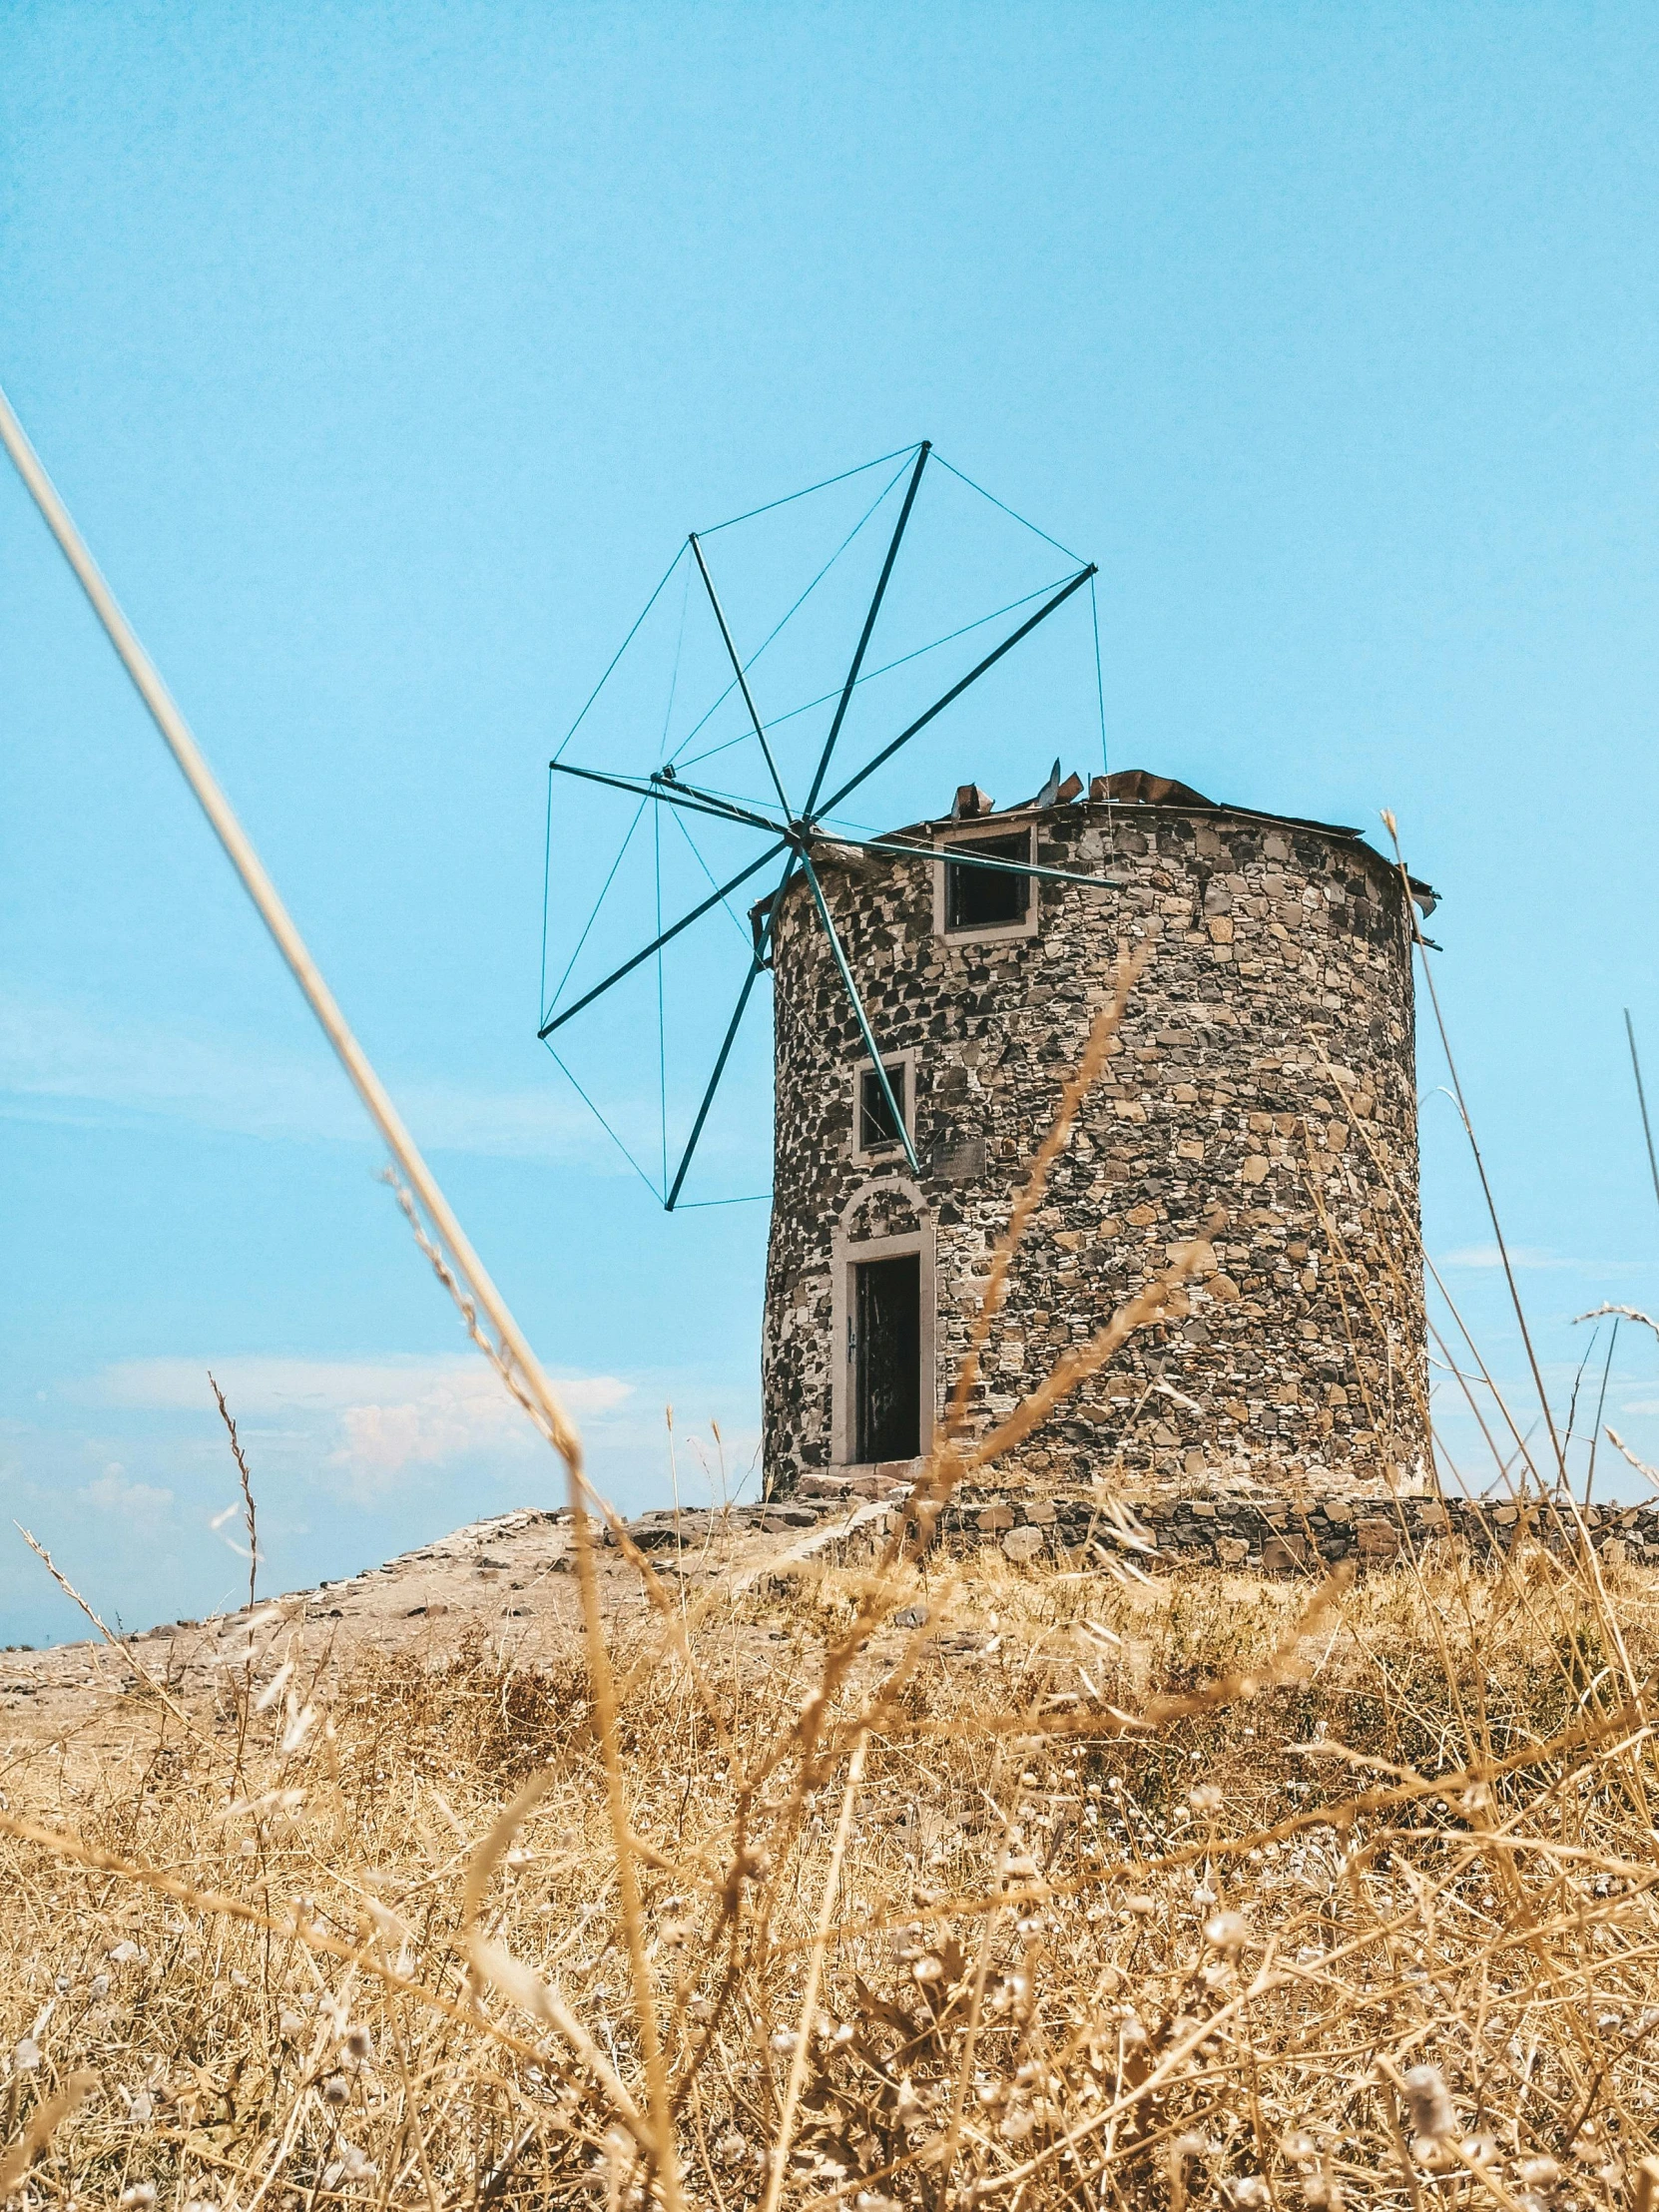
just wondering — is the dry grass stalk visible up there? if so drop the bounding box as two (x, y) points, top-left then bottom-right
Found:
(0, 2066), (99, 2196)
(11, 1526), (197, 1734)
(209, 1374), (260, 1618)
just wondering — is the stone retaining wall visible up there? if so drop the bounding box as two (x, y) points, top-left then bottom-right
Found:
(819, 1486), (1659, 1574)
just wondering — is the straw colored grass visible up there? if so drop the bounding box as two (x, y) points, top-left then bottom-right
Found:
(3, 1537), (1659, 2210)
(6, 963), (1658, 2209)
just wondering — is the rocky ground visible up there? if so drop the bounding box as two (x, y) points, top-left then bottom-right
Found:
(0, 1491), (879, 1762)
(8, 1469), (1642, 1769)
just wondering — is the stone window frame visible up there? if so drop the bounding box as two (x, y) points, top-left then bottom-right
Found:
(931, 817), (1041, 946)
(849, 1043), (920, 1168)
(830, 1178), (936, 1472)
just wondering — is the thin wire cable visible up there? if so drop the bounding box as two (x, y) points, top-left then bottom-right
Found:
(544, 795), (650, 1022)
(541, 1039), (664, 1203)
(814, 562), (1096, 822)
(676, 1193), (773, 1208)
(656, 569), (688, 1190)
(669, 455), (914, 766)
(698, 441), (919, 536)
(539, 763), (554, 1030)
(1089, 572), (1108, 781)
(677, 572), (1072, 772)
(675, 778), (789, 814)
(658, 558), (691, 755)
(931, 452), (1085, 563)
(552, 542), (688, 764)
(669, 807), (757, 952)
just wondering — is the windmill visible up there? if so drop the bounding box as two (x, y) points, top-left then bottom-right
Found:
(537, 440), (1120, 1208)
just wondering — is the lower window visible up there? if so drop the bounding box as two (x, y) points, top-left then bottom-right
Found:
(858, 1060), (908, 1152)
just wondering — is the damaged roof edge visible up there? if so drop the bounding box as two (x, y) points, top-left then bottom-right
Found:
(910, 766), (1438, 917)
(777, 769), (1437, 921)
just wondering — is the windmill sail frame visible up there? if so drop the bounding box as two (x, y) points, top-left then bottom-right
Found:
(540, 442), (1118, 1209)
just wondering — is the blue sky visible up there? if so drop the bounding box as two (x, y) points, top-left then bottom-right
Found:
(5, 3), (1659, 1648)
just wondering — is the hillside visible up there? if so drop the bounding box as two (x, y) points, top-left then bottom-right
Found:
(3, 1491), (1658, 2209)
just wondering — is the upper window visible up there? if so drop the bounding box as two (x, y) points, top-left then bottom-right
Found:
(944, 831), (1030, 932)
(858, 1061), (908, 1153)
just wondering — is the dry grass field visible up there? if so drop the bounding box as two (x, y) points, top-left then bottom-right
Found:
(6, 980), (1659, 2210)
(4, 1521), (1659, 2212)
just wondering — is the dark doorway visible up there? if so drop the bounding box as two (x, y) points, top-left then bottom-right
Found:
(944, 832), (1029, 931)
(854, 1253), (921, 1463)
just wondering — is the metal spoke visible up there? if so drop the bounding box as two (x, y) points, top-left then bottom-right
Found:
(800, 851), (919, 1176)
(689, 532), (794, 818)
(665, 958), (766, 1212)
(552, 540), (689, 765)
(538, 836), (791, 1038)
(670, 456), (913, 771)
(802, 440), (930, 821)
(816, 565), (1096, 823)
(669, 806), (763, 953)
(649, 772), (789, 836)
(551, 757), (787, 838)
(664, 856), (797, 1211)
(821, 830), (1121, 892)
(678, 571), (1072, 773)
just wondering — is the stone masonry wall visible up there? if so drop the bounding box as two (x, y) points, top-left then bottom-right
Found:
(762, 793), (1427, 1495)
(799, 1482), (1659, 1576)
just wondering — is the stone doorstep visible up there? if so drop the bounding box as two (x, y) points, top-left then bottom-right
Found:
(758, 1499), (899, 1584)
(800, 1466), (915, 1502)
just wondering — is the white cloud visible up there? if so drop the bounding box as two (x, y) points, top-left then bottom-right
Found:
(79, 1467), (175, 1518)
(94, 1354), (633, 1495)
(1439, 1245), (1579, 1272)
(0, 991), (354, 1143)
(0, 990), (647, 1167)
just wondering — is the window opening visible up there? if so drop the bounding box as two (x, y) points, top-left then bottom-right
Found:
(945, 832), (1029, 931)
(853, 1253), (921, 1462)
(858, 1061), (908, 1152)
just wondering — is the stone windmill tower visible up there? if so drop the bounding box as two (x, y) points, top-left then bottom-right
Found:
(531, 443), (1433, 1502)
(761, 769), (1433, 1498)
